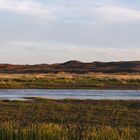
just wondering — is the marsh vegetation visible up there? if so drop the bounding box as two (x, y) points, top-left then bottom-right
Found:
(0, 99), (139, 139)
(0, 73), (140, 89)
(0, 122), (139, 140)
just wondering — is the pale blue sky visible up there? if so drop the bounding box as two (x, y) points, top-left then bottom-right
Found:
(0, 0), (140, 64)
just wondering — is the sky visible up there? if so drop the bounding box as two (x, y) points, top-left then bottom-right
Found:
(0, 0), (140, 64)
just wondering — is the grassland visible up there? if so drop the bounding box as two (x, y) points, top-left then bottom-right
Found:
(0, 98), (139, 139)
(0, 123), (139, 140)
(0, 73), (140, 89)
(0, 73), (139, 139)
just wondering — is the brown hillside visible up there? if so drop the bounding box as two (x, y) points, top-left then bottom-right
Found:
(0, 61), (140, 73)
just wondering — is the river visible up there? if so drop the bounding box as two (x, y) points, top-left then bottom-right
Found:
(0, 89), (140, 100)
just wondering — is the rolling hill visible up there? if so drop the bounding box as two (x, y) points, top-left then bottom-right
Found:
(0, 60), (140, 73)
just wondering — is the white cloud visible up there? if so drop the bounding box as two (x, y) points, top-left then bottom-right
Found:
(95, 5), (140, 23)
(0, 0), (140, 63)
(0, 40), (139, 64)
(0, 0), (140, 23)
(0, 0), (56, 19)
(59, 4), (140, 24)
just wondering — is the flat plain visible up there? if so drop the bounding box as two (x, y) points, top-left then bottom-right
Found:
(0, 98), (140, 140)
(0, 73), (140, 89)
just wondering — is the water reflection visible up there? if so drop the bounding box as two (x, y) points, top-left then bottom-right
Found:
(0, 89), (140, 100)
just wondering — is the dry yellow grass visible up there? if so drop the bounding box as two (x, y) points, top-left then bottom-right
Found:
(0, 73), (139, 81)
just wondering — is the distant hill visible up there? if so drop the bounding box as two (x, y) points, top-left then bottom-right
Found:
(0, 61), (140, 73)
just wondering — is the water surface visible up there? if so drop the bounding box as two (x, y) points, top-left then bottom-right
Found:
(0, 89), (140, 100)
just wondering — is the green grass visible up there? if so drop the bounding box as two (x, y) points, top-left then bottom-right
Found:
(0, 99), (140, 127)
(0, 122), (139, 140)
(0, 99), (140, 139)
(0, 75), (140, 89)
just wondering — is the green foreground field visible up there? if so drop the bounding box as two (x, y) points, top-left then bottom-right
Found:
(0, 98), (140, 140)
(0, 73), (140, 89)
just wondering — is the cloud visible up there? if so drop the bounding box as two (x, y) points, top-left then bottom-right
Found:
(57, 4), (140, 24)
(0, 40), (140, 64)
(0, 0), (56, 19)
(0, 0), (140, 64)
(0, 0), (140, 23)
(95, 5), (140, 23)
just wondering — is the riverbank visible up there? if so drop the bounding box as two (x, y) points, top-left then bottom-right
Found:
(0, 73), (140, 89)
(0, 98), (140, 139)
(1, 98), (140, 126)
